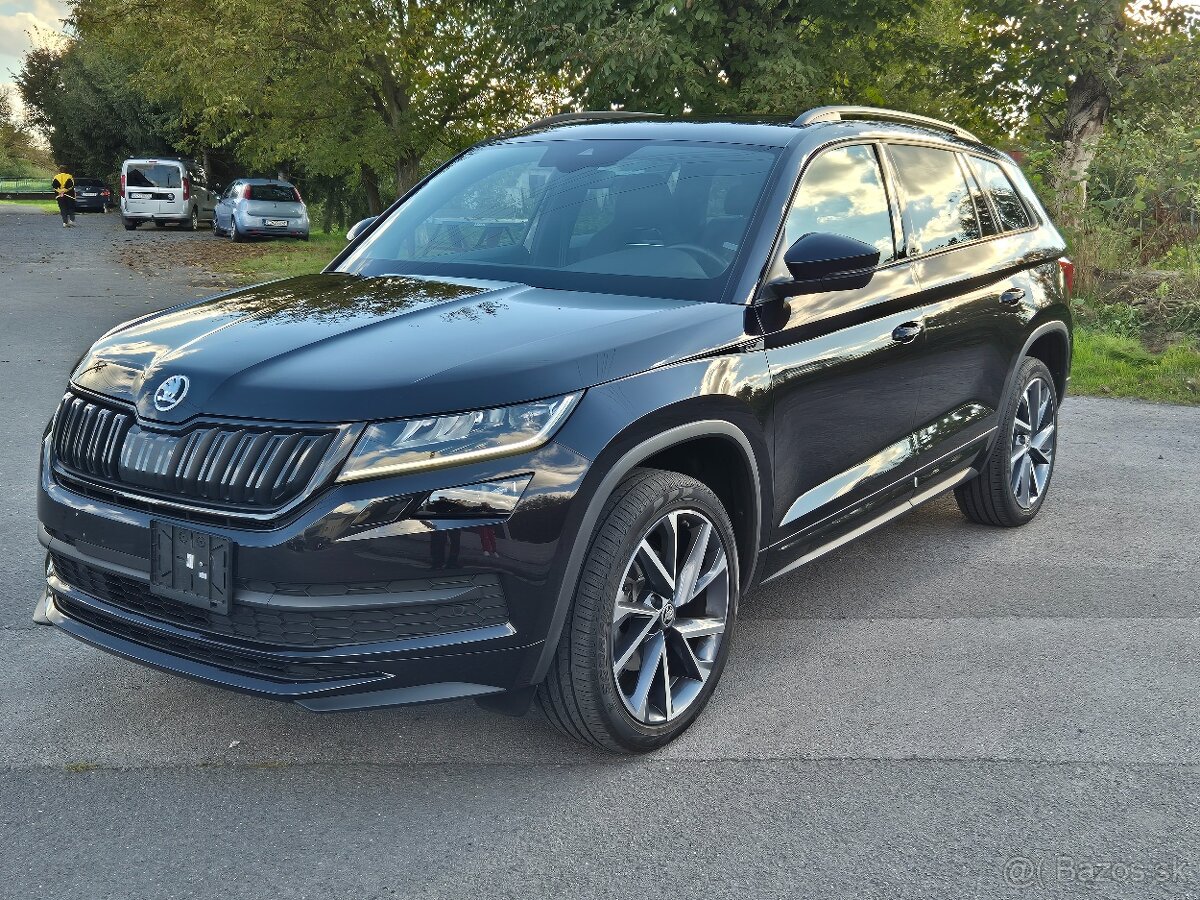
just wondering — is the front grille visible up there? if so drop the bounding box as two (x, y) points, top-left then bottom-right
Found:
(53, 393), (338, 510)
(51, 553), (509, 650)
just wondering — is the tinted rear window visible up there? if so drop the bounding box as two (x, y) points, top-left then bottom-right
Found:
(75, 179), (105, 187)
(968, 157), (1032, 232)
(888, 144), (981, 254)
(249, 184), (298, 202)
(126, 164), (182, 189)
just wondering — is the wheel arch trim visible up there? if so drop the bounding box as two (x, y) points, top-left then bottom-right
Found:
(527, 419), (762, 685)
(987, 318), (1070, 459)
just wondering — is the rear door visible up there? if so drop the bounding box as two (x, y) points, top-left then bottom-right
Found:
(883, 143), (1036, 487)
(159, 161), (187, 218)
(123, 161), (159, 217)
(216, 181), (238, 229)
(760, 142), (927, 576)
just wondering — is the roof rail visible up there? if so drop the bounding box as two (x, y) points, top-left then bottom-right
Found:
(793, 106), (980, 143)
(515, 110), (663, 134)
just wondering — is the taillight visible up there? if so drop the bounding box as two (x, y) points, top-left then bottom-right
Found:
(101, 189), (110, 197)
(182, 176), (191, 201)
(293, 187), (303, 203)
(119, 174), (125, 197)
(1058, 258), (1075, 297)
(243, 185), (252, 199)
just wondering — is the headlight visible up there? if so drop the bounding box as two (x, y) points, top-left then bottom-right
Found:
(337, 393), (581, 482)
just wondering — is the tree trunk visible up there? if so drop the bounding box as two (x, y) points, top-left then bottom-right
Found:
(321, 186), (335, 234)
(395, 154), (422, 198)
(361, 164), (383, 216)
(1054, 70), (1111, 217)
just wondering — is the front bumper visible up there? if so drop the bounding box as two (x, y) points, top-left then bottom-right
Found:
(39, 435), (592, 710)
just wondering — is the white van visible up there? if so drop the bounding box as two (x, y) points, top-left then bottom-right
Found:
(120, 157), (218, 231)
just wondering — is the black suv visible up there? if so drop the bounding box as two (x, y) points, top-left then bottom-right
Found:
(39, 107), (1071, 751)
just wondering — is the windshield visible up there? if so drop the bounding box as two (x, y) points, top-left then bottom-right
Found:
(337, 139), (781, 301)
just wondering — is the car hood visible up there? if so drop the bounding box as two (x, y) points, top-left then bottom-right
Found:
(71, 273), (747, 424)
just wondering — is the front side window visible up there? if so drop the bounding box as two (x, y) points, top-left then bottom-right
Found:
(784, 144), (896, 263)
(968, 157), (1032, 232)
(338, 140), (781, 302)
(888, 144), (981, 254)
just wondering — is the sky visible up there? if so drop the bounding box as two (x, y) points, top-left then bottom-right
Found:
(1, 0), (68, 111)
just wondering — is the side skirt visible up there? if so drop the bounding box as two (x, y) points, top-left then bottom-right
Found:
(760, 466), (976, 585)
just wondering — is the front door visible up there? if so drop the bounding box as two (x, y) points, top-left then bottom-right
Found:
(759, 143), (928, 578)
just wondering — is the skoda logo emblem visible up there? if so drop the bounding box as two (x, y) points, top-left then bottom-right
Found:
(153, 374), (190, 412)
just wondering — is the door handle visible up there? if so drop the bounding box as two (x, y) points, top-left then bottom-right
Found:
(999, 287), (1026, 305)
(891, 322), (924, 344)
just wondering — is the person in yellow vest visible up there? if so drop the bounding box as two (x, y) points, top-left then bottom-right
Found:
(52, 171), (77, 227)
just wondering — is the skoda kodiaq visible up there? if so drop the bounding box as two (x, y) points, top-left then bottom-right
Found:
(39, 108), (1072, 751)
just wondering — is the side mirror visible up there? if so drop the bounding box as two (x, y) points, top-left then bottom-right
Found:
(346, 216), (377, 242)
(783, 232), (881, 282)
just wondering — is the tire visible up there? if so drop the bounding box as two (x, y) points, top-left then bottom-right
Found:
(184, 205), (199, 231)
(212, 215), (223, 237)
(122, 218), (139, 231)
(955, 357), (1059, 526)
(228, 218), (243, 242)
(537, 467), (740, 753)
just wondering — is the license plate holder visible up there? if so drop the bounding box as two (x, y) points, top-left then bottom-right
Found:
(150, 522), (233, 614)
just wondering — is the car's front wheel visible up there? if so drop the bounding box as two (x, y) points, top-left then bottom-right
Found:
(956, 356), (1059, 526)
(538, 467), (738, 752)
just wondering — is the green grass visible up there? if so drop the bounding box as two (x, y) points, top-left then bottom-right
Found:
(1071, 328), (1200, 404)
(224, 232), (348, 282)
(0, 198), (59, 212)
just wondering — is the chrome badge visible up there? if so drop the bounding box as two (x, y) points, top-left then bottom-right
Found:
(153, 374), (190, 412)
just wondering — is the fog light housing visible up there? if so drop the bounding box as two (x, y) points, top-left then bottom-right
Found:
(416, 475), (533, 520)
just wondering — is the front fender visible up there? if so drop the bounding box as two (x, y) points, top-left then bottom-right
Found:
(523, 353), (773, 685)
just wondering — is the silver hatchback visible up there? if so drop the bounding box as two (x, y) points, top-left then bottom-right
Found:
(213, 178), (310, 241)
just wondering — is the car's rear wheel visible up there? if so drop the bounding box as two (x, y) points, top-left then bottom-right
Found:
(956, 356), (1059, 526)
(228, 217), (243, 242)
(538, 467), (738, 752)
(185, 206), (199, 231)
(122, 218), (139, 231)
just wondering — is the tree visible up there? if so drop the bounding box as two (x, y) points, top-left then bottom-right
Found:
(17, 41), (183, 178)
(73, 0), (565, 212)
(960, 0), (1194, 213)
(506, 0), (928, 115)
(0, 87), (53, 178)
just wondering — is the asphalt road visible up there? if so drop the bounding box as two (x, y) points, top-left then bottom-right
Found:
(1, 204), (1198, 900)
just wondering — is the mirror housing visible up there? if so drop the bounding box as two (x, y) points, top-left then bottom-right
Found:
(346, 216), (377, 242)
(766, 232), (882, 298)
(783, 232), (881, 281)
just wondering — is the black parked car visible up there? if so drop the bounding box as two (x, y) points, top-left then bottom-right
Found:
(39, 107), (1072, 751)
(72, 178), (114, 212)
